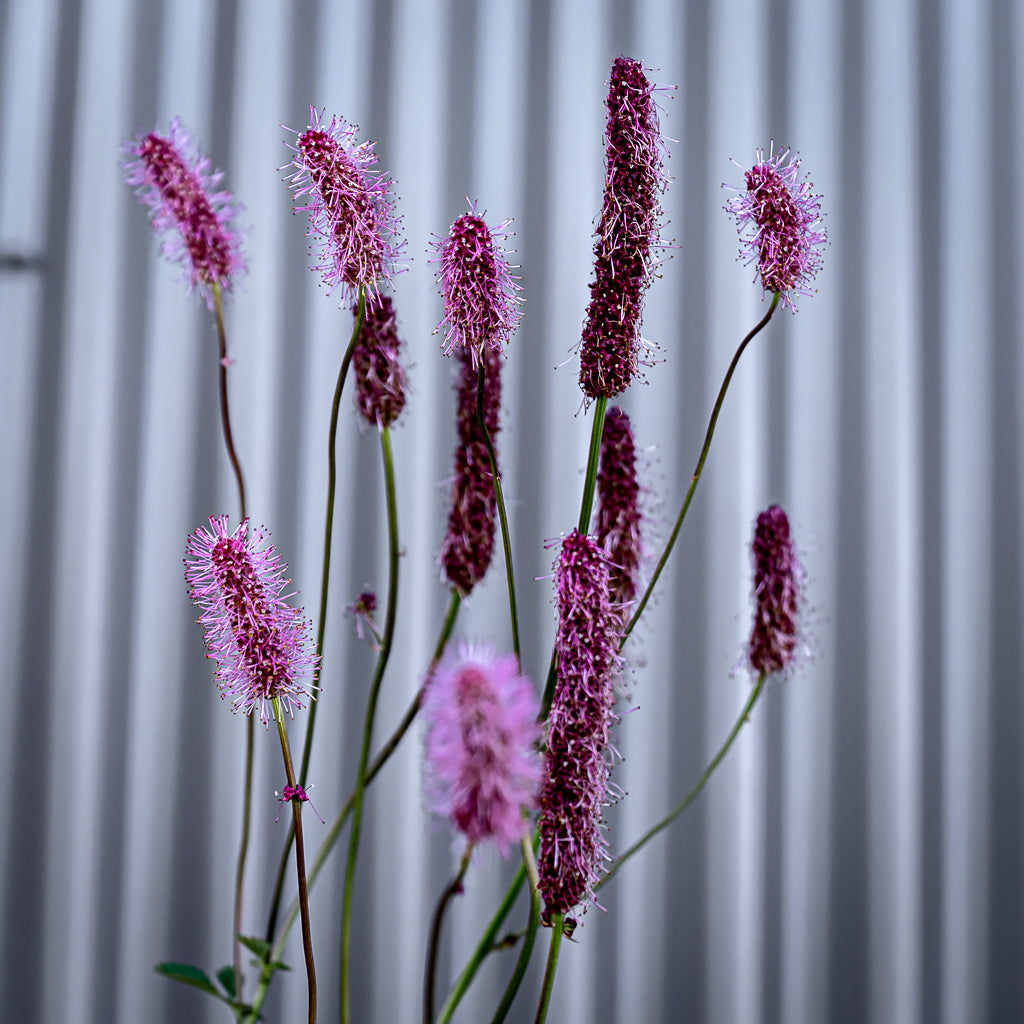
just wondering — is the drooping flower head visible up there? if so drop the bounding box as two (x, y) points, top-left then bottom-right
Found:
(747, 504), (803, 675)
(432, 201), (522, 365)
(579, 57), (671, 400)
(284, 106), (404, 305)
(185, 515), (317, 724)
(439, 343), (503, 595)
(724, 143), (826, 312)
(595, 406), (643, 610)
(538, 530), (621, 920)
(422, 641), (541, 855)
(351, 294), (408, 429)
(122, 118), (246, 307)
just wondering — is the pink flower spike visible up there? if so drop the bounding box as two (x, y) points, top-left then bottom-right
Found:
(284, 106), (405, 305)
(724, 143), (826, 312)
(122, 118), (246, 308)
(351, 295), (408, 429)
(421, 642), (541, 855)
(275, 783), (325, 824)
(184, 515), (318, 725)
(596, 406), (643, 611)
(747, 504), (803, 676)
(431, 201), (523, 365)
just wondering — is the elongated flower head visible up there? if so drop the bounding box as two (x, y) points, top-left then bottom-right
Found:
(422, 642), (541, 854)
(724, 143), (826, 311)
(748, 504), (802, 675)
(538, 530), (621, 919)
(351, 294), (408, 428)
(185, 516), (317, 724)
(432, 202), (522, 365)
(579, 57), (670, 400)
(122, 118), (245, 307)
(284, 106), (404, 305)
(440, 344), (503, 595)
(595, 406), (643, 609)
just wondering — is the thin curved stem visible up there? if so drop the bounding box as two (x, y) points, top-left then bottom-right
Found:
(424, 847), (473, 1024)
(533, 914), (564, 1024)
(598, 672), (767, 891)
(622, 292), (781, 644)
(341, 425), (400, 1024)
(212, 283), (247, 520)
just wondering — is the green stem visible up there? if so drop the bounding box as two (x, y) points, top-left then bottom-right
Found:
(340, 425), (399, 1024)
(622, 292), (780, 645)
(598, 672), (767, 891)
(212, 283), (247, 521)
(477, 359), (520, 664)
(533, 914), (564, 1024)
(424, 847), (473, 1024)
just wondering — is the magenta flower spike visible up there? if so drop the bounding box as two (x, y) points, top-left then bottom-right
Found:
(538, 530), (621, 920)
(422, 642), (541, 855)
(432, 201), (522, 365)
(185, 515), (318, 724)
(351, 294), (408, 429)
(748, 504), (803, 676)
(579, 56), (670, 400)
(284, 106), (404, 305)
(724, 143), (826, 311)
(122, 118), (246, 307)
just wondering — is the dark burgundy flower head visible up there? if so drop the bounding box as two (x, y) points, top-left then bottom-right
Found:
(748, 504), (802, 675)
(351, 294), (407, 429)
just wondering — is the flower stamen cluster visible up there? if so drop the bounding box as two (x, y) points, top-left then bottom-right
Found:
(351, 295), (408, 429)
(748, 504), (803, 675)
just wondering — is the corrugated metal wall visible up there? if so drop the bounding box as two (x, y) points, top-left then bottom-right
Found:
(1, 0), (1021, 1021)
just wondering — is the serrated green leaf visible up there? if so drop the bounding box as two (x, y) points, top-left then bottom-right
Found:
(216, 965), (237, 998)
(154, 962), (222, 999)
(238, 935), (272, 961)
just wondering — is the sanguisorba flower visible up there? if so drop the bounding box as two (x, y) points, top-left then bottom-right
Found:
(432, 201), (522, 365)
(122, 118), (246, 307)
(422, 642), (541, 855)
(579, 56), (670, 400)
(185, 515), (317, 724)
(351, 294), (408, 429)
(748, 504), (803, 676)
(724, 143), (826, 312)
(538, 530), (621, 920)
(284, 106), (404, 305)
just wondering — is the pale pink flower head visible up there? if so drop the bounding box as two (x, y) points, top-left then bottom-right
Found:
(422, 641), (541, 855)
(284, 106), (404, 305)
(747, 504), (803, 675)
(122, 118), (246, 307)
(184, 515), (317, 724)
(724, 143), (826, 312)
(431, 201), (523, 365)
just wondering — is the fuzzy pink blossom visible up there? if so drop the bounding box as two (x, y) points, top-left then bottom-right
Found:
(748, 504), (803, 675)
(422, 642), (541, 854)
(432, 202), (522, 364)
(351, 295), (407, 429)
(184, 515), (317, 724)
(724, 143), (826, 312)
(122, 118), (246, 307)
(284, 106), (404, 305)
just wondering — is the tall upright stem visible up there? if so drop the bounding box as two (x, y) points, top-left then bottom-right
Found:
(533, 915), (564, 1024)
(423, 847), (473, 1024)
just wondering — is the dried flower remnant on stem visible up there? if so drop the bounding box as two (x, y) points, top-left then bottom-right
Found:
(351, 295), (408, 429)
(748, 504), (802, 675)
(185, 515), (317, 724)
(724, 143), (826, 312)
(344, 591), (380, 648)
(538, 530), (621, 919)
(579, 57), (670, 400)
(284, 106), (404, 305)
(422, 642), (541, 855)
(122, 118), (246, 307)
(432, 202), (523, 365)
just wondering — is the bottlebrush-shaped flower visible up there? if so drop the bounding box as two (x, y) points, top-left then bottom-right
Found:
(724, 143), (826, 311)
(748, 504), (803, 675)
(440, 343), (503, 596)
(185, 515), (317, 724)
(351, 294), (407, 429)
(595, 406), (643, 610)
(579, 56), (670, 400)
(432, 201), (522, 364)
(422, 642), (541, 855)
(284, 106), (404, 305)
(122, 118), (246, 307)
(538, 530), (621, 919)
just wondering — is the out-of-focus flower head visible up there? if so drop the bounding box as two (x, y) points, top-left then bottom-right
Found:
(351, 295), (408, 429)
(422, 641), (541, 855)
(724, 143), (826, 312)
(431, 201), (523, 365)
(578, 56), (671, 400)
(344, 590), (379, 648)
(122, 118), (246, 308)
(184, 515), (317, 725)
(747, 504), (803, 675)
(284, 106), (404, 306)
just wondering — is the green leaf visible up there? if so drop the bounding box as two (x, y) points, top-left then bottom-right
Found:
(238, 935), (272, 961)
(154, 962), (222, 999)
(217, 965), (237, 998)
(230, 1001), (264, 1021)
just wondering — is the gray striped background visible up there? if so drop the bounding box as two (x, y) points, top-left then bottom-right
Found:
(1, 0), (1021, 1021)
